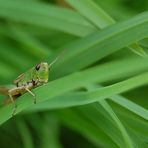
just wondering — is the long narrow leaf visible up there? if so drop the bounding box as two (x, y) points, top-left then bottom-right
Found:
(0, 0), (96, 37)
(99, 100), (134, 148)
(0, 70), (148, 125)
(53, 11), (148, 76)
(66, 0), (147, 57)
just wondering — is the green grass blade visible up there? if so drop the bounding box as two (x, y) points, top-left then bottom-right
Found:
(110, 95), (148, 120)
(40, 114), (62, 148)
(78, 104), (125, 147)
(0, 70), (148, 125)
(16, 118), (34, 148)
(109, 102), (148, 143)
(8, 23), (50, 59)
(66, 0), (115, 28)
(128, 42), (148, 57)
(0, 0), (96, 37)
(99, 100), (134, 148)
(53, 11), (148, 75)
(66, 0), (147, 57)
(28, 89), (148, 121)
(2, 56), (148, 114)
(57, 109), (118, 147)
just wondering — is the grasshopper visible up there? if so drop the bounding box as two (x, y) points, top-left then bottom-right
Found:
(0, 56), (59, 116)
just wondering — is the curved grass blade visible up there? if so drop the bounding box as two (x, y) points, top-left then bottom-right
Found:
(16, 118), (34, 148)
(8, 23), (50, 59)
(57, 109), (118, 148)
(53, 11), (148, 76)
(65, 0), (147, 57)
(109, 95), (148, 120)
(0, 0), (96, 37)
(0, 69), (148, 125)
(65, 0), (115, 28)
(99, 100), (134, 148)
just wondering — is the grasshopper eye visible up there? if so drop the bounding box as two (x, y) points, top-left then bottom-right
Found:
(35, 64), (41, 71)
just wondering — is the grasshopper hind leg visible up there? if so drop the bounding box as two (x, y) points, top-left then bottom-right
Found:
(8, 94), (17, 116)
(8, 87), (21, 116)
(7, 85), (36, 116)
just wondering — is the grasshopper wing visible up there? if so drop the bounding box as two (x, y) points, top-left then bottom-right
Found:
(13, 73), (25, 85)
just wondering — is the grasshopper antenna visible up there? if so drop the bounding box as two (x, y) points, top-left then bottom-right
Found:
(48, 50), (65, 68)
(48, 55), (60, 68)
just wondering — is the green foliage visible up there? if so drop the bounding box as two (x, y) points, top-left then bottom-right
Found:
(0, 0), (148, 148)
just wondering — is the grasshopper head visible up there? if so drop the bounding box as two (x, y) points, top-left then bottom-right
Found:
(35, 62), (49, 83)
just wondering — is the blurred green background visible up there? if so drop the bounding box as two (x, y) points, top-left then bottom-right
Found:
(0, 0), (148, 148)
